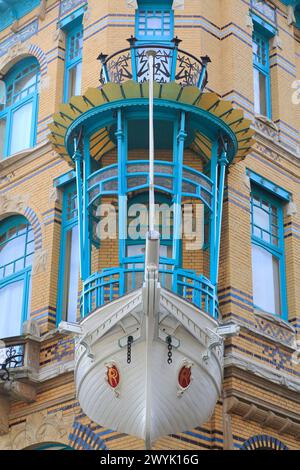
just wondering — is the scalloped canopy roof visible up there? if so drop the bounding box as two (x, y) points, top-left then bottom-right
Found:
(48, 81), (255, 166)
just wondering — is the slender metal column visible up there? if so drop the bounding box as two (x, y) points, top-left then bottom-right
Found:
(209, 141), (219, 286)
(73, 143), (84, 281)
(116, 109), (127, 267)
(213, 148), (228, 286)
(173, 112), (186, 269)
(83, 135), (91, 281)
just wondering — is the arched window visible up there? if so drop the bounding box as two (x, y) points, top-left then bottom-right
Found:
(0, 216), (34, 338)
(0, 57), (40, 159)
(240, 435), (288, 450)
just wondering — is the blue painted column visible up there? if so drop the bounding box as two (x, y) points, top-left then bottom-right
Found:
(73, 146), (84, 281)
(209, 140), (219, 286)
(173, 112), (186, 274)
(83, 134), (91, 281)
(214, 147), (228, 287)
(116, 109), (127, 293)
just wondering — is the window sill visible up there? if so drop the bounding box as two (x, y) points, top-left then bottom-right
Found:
(253, 307), (295, 333)
(0, 141), (52, 176)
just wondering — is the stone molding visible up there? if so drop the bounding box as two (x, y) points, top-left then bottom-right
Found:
(225, 352), (300, 394)
(224, 391), (300, 439)
(0, 410), (74, 449)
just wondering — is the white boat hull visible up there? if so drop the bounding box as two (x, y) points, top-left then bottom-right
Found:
(74, 287), (224, 444)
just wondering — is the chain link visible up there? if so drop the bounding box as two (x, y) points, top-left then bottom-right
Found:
(127, 336), (133, 364)
(166, 336), (172, 364)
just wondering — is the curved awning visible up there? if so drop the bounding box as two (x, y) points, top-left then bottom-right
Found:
(48, 81), (255, 165)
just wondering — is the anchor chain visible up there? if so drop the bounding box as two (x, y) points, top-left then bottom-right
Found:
(127, 336), (133, 364)
(167, 336), (173, 364)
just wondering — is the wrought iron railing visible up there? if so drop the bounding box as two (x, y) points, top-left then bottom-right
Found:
(0, 342), (24, 381)
(98, 37), (211, 90)
(81, 266), (218, 319)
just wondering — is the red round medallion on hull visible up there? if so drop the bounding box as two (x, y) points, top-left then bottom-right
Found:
(106, 365), (120, 389)
(178, 366), (192, 389)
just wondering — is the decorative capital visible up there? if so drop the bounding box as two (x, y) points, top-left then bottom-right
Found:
(127, 35), (137, 47)
(97, 53), (108, 64)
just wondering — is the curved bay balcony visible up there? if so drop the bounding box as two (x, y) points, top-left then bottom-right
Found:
(98, 38), (211, 90)
(88, 161), (213, 210)
(49, 45), (255, 322)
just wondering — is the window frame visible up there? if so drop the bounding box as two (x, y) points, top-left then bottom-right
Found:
(0, 216), (33, 337)
(135, 1), (174, 43)
(252, 28), (272, 119)
(124, 191), (177, 267)
(57, 182), (80, 324)
(63, 21), (83, 102)
(250, 185), (288, 320)
(0, 57), (40, 159)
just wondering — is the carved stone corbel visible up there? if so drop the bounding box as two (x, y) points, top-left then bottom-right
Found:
(39, 0), (47, 21)
(0, 398), (9, 436)
(32, 249), (48, 275)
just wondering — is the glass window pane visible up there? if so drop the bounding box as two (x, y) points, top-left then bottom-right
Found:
(0, 118), (6, 159)
(253, 68), (260, 115)
(10, 101), (33, 154)
(253, 204), (269, 231)
(67, 62), (82, 100)
(0, 279), (24, 337)
(65, 225), (79, 322)
(0, 232), (26, 272)
(259, 72), (267, 116)
(252, 244), (281, 315)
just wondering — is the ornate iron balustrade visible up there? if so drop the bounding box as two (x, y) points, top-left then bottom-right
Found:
(98, 37), (211, 90)
(0, 343), (24, 382)
(81, 267), (218, 319)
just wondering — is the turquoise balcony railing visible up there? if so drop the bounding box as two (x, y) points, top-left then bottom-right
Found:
(80, 267), (218, 319)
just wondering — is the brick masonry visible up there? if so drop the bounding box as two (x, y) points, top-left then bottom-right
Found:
(0, 0), (299, 450)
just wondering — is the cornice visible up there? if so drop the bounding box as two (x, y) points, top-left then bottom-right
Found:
(223, 389), (300, 438)
(253, 122), (300, 172)
(224, 351), (300, 395)
(0, 141), (56, 185)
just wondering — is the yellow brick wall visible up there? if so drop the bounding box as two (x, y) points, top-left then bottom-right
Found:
(0, 0), (299, 451)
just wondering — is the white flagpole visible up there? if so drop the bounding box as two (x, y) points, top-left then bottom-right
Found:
(147, 51), (156, 234)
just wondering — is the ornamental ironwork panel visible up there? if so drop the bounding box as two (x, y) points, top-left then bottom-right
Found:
(175, 51), (204, 87)
(0, 344), (24, 381)
(135, 47), (173, 83)
(99, 40), (209, 90)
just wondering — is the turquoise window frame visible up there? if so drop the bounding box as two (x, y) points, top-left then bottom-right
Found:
(250, 185), (288, 320)
(135, 1), (174, 43)
(252, 28), (272, 118)
(56, 182), (79, 325)
(0, 216), (33, 336)
(62, 17), (83, 102)
(0, 57), (40, 158)
(125, 191), (179, 267)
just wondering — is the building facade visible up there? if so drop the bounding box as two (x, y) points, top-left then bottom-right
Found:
(0, 0), (300, 450)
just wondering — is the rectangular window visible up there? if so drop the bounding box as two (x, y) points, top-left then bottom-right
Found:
(64, 23), (83, 102)
(251, 186), (287, 318)
(136, 2), (173, 41)
(57, 183), (79, 323)
(252, 30), (271, 118)
(0, 118), (6, 159)
(10, 101), (33, 154)
(0, 279), (25, 337)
